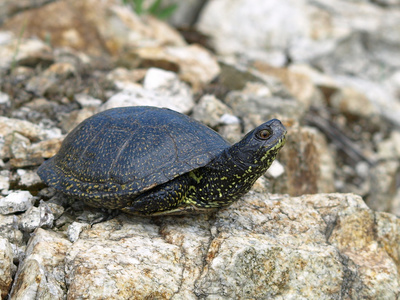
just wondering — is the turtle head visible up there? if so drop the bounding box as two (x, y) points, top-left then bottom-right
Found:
(229, 119), (287, 171)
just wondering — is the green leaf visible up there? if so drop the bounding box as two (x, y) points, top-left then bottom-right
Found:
(156, 4), (178, 20)
(133, 0), (144, 15)
(148, 0), (163, 14)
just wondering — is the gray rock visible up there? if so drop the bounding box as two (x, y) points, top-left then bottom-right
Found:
(0, 191), (34, 215)
(0, 214), (23, 247)
(19, 203), (54, 233)
(225, 82), (304, 128)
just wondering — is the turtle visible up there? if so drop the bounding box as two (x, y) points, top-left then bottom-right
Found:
(37, 106), (286, 216)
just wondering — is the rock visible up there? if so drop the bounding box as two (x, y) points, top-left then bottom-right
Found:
(100, 68), (194, 114)
(267, 160), (285, 178)
(0, 237), (14, 299)
(9, 228), (71, 300)
(67, 222), (90, 243)
(106, 67), (146, 91)
(377, 130), (400, 160)
(5, 193), (399, 299)
(251, 61), (317, 109)
(0, 170), (10, 194)
(16, 169), (42, 190)
(197, 0), (308, 65)
(74, 93), (102, 108)
(59, 108), (96, 133)
(0, 91), (10, 113)
(0, 0), (52, 23)
(334, 75), (400, 128)
(1, 0), (185, 57)
(330, 86), (379, 119)
(0, 34), (53, 71)
(9, 132), (31, 161)
(19, 203), (55, 233)
(225, 82), (304, 128)
(29, 137), (64, 160)
(218, 61), (266, 91)
(289, 0), (400, 77)
(0, 214), (23, 247)
(367, 160), (400, 213)
(307, 193), (400, 299)
(25, 62), (77, 97)
(274, 124), (335, 195)
(0, 191), (34, 215)
(0, 116), (62, 160)
(167, 0), (205, 27)
(191, 94), (242, 143)
(191, 94), (235, 128)
(134, 44), (220, 88)
(65, 217), (184, 299)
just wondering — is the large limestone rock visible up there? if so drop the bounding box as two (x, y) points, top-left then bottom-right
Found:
(7, 193), (400, 299)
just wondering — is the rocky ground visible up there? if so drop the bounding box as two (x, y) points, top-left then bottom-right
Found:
(0, 0), (400, 299)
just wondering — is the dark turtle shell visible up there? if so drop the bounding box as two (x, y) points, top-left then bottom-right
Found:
(38, 106), (230, 202)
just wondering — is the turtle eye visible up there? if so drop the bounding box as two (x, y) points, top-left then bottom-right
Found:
(256, 129), (272, 140)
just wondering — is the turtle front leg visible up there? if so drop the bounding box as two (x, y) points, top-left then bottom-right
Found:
(121, 175), (192, 216)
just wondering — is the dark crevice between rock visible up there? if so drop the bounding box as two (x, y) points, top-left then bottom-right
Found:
(338, 252), (366, 299)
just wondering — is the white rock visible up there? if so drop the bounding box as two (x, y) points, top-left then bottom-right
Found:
(0, 91), (10, 104)
(267, 160), (285, 178)
(75, 93), (102, 108)
(197, 0), (308, 59)
(17, 169), (42, 188)
(220, 113), (241, 125)
(0, 170), (10, 193)
(0, 191), (34, 215)
(143, 67), (180, 90)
